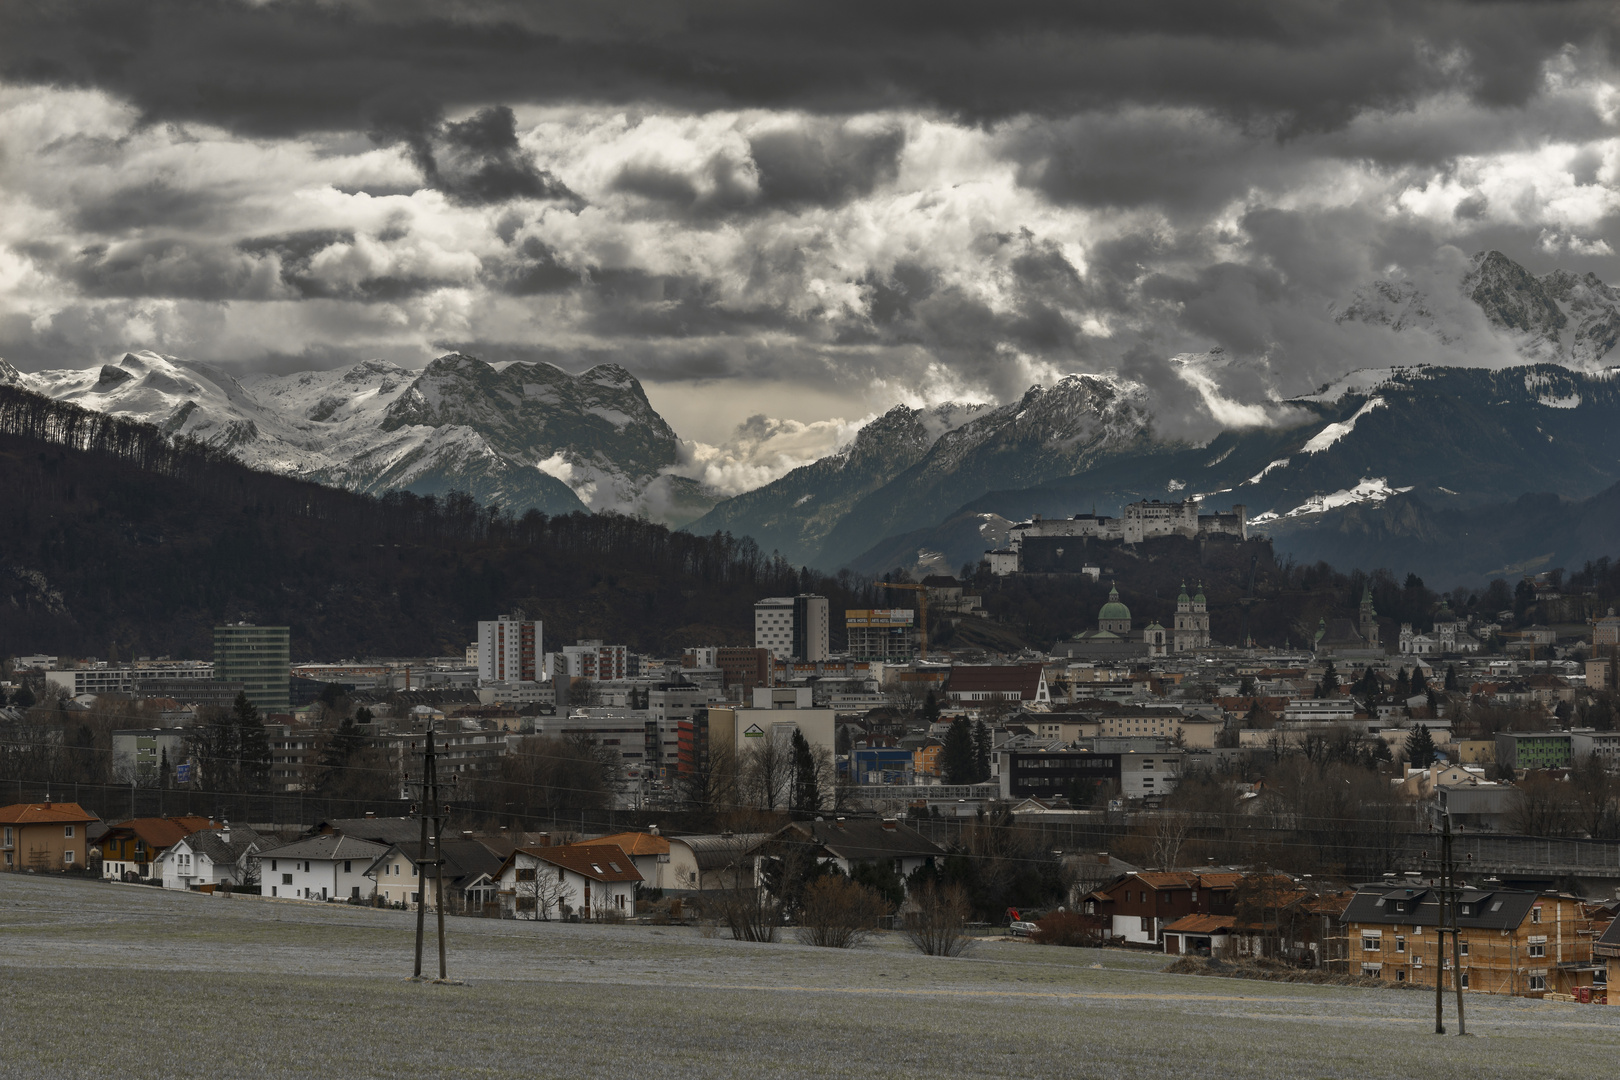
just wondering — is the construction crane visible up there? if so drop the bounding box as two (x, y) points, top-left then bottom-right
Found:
(879, 582), (930, 660)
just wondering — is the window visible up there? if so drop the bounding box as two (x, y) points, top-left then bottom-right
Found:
(271, 860), (277, 871)
(1396, 970), (1406, 982)
(1531, 906), (1542, 924)
(1362, 936), (1382, 952)
(1459, 972), (1469, 990)
(1395, 936), (1405, 954)
(1140, 917), (1153, 933)
(63, 850), (74, 864)
(1529, 975), (1546, 991)
(1528, 944), (1546, 958)
(1361, 963), (1382, 976)
(64, 825), (74, 838)
(1459, 940), (1468, 957)
(344, 861), (352, 873)
(282, 873), (293, 885)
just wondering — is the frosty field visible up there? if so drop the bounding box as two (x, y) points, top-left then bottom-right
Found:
(0, 875), (1615, 1079)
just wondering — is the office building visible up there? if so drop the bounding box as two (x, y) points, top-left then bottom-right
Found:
(213, 625), (290, 712)
(754, 595), (829, 663)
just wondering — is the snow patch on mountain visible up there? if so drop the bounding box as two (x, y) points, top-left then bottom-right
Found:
(1250, 477), (1414, 524)
(1301, 396), (1386, 454)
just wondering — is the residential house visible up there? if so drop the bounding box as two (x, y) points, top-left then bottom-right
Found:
(493, 843), (642, 920)
(155, 824), (263, 890)
(664, 833), (771, 894)
(586, 830), (671, 891)
(259, 834), (388, 902)
(1341, 883), (1597, 996)
(365, 838), (503, 912)
(1083, 870), (1245, 946)
(99, 816), (214, 881)
(771, 818), (945, 888)
(0, 801), (99, 872)
(1594, 917), (1619, 1002)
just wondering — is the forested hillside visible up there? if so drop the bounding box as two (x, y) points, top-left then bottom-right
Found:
(0, 386), (875, 660)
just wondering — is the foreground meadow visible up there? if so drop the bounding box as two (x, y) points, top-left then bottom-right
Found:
(0, 874), (1614, 1079)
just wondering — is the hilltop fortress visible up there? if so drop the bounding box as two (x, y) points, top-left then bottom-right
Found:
(987, 498), (1247, 575)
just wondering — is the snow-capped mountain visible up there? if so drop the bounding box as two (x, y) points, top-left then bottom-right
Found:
(687, 373), (1151, 568)
(4, 350), (712, 522)
(1338, 250), (1620, 369)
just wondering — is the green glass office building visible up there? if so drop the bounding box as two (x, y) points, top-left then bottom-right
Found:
(213, 624), (291, 712)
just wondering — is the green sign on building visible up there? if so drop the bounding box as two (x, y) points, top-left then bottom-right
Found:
(213, 624), (290, 712)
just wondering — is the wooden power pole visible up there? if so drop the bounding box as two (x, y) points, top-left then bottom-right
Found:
(412, 727), (432, 979)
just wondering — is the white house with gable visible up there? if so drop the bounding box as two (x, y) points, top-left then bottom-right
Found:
(259, 834), (388, 902)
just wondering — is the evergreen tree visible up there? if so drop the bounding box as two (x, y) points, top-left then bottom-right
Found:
(1320, 662), (1340, 696)
(1393, 668), (1411, 697)
(1411, 667), (1428, 695)
(973, 720), (991, 783)
(790, 729), (821, 813)
(233, 692), (270, 792)
(1444, 664), (1460, 692)
(1405, 724), (1436, 766)
(943, 717), (976, 784)
(922, 691), (941, 723)
(11, 684), (32, 709)
(158, 747), (171, 790)
(1238, 675), (1257, 698)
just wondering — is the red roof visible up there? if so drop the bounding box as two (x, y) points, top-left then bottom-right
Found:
(521, 843), (643, 883)
(947, 664), (1043, 698)
(0, 802), (97, 825)
(586, 831), (670, 857)
(103, 816), (214, 850)
(1165, 914), (1236, 934)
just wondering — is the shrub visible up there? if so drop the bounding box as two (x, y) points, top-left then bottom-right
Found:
(796, 876), (890, 949)
(902, 883), (973, 958)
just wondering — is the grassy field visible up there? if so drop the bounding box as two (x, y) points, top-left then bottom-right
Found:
(0, 874), (1615, 1079)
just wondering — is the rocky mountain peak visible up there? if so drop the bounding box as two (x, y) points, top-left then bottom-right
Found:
(1463, 250), (1568, 336)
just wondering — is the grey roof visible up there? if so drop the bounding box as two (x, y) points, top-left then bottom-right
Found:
(259, 834), (389, 863)
(1596, 917), (1620, 953)
(670, 833), (771, 872)
(183, 826), (264, 865)
(1341, 883), (1540, 930)
(316, 817), (427, 846)
(370, 839), (503, 890)
(779, 819), (947, 863)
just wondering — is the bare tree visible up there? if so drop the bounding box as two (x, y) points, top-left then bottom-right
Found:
(902, 883), (974, 957)
(513, 860), (574, 920)
(1150, 811), (1192, 870)
(796, 875), (890, 949)
(740, 737), (792, 811)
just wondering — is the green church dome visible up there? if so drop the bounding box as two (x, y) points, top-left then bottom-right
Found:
(1099, 584), (1131, 623)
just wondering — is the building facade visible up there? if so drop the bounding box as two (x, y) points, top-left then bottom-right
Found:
(213, 624), (291, 712)
(477, 614), (542, 683)
(845, 609), (918, 661)
(753, 595), (830, 662)
(1172, 584), (1211, 652)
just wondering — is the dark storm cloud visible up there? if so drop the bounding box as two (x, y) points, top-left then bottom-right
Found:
(749, 122), (905, 208)
(370, 103), (577, 206)
(5, 1), (1610, 140)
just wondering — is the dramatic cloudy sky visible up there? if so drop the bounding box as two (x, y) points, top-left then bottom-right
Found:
(2, 1), (1618, 485)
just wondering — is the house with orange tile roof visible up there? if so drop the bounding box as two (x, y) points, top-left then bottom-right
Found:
(98, 816), (214, 881)
(1083, 870), (1246, 946)
(493, 842), (642, 920)
(0, 801), (99, 872)
(585, 829), (671, 890)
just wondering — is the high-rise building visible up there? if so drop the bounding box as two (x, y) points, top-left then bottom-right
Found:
(477, 615), (542, 683)
(213, 624), (291, 712)
(556, 641), (628, 682)
(754, 595), (829, 662)
(844, 609), (917, 661)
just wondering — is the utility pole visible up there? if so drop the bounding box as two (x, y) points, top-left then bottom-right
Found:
(1445, 811), (1466, 1035)
(412, 728), (432, 980)
(430, 722), (447, 981)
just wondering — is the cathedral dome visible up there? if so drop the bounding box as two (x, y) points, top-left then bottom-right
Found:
(1098, 585), (1131, 623)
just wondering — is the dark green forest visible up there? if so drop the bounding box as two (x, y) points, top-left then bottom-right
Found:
(0, 385), (879, 660)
